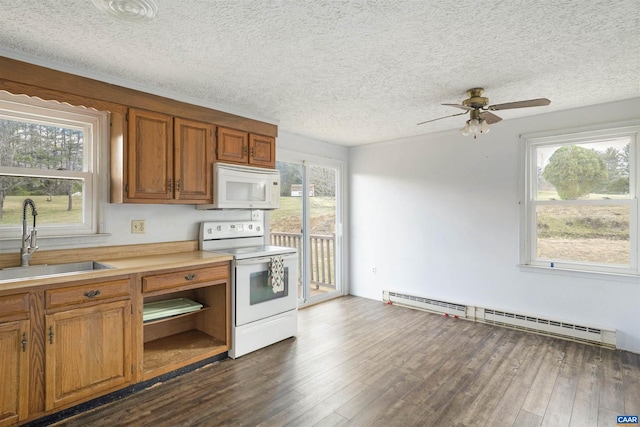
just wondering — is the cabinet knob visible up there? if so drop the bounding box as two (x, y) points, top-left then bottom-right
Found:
(84, 290), (101, 298)
(185, 274), (196, 281)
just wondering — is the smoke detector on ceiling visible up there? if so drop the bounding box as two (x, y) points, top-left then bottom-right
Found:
(92, 0), (159, 21)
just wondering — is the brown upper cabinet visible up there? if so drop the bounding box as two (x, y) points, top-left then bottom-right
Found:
(249, 133), (277, 168)
(217, 127), (275, 169)
(127, 109), (215, 203)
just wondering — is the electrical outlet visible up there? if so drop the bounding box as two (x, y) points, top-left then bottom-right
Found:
(251, 210), (262, 221)
(131, 220), (145, 234)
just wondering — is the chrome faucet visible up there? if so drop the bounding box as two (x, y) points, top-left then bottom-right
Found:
(20, 198), (38, 267)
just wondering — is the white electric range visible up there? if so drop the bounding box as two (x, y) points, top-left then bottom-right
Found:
(199, 221), (298, 358)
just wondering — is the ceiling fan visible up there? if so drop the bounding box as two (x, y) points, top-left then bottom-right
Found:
(417, 88), (551, 138)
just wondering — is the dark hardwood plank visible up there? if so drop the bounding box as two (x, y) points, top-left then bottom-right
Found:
(599, 344), (626, 415)
(568, 357), (600, 427)
(520, 339), (567, 417)
(514, 409), (544, 427)
(541, 376), (577, 427)
(484, 336), (550, 426)
(622, 351), (640, 415)
(46, 296), (640, 427)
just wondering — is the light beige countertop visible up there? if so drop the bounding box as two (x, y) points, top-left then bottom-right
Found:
(0, 251), (233, 294)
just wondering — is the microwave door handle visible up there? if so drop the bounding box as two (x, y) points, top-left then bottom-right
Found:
(235, 253), (297, 266)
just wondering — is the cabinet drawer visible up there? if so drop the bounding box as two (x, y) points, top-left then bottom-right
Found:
(0, 293), (29, 318)
(142, 264), (228, 293)
(46, 279), (131, 309)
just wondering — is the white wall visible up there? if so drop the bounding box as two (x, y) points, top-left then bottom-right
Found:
(349, 97), (640, 353)
(276, 130), (350, 160)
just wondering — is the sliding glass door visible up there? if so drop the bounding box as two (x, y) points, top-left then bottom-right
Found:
(271, 160), (343, 305)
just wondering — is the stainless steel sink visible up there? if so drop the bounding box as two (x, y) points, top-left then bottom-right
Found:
(0, 261), (114, 281)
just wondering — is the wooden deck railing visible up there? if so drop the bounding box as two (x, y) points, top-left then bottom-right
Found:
(270, 231), (335, 289)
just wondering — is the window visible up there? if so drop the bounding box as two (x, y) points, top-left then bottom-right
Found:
(521, 123), (640, 274)
(0, 91), (108, 238)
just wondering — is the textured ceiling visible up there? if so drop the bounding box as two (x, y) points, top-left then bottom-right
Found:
(0, 0), (639, 146)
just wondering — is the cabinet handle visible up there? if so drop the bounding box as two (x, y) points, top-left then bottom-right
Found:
(185, 273), (196, 281)
(49, 326), (54, 344)
(176, 179), (181, 192)
(250, 146), (255, 158)
(84, 290), (101, 298)
(243, 145), (248, 156)
(168, 179), (173, 193)
(22, 332), (27, 352)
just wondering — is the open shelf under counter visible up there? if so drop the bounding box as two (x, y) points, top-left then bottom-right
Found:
(143, 306), (210, 326)
(143, 297), (205, 323)
(139, 265), (231, 381)
(143, 330), (227, 379)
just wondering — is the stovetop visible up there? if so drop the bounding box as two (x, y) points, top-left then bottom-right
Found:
(212, 244), (296, 260)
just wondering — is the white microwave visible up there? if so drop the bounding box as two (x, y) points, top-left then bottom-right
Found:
(199, 163), (280, 210)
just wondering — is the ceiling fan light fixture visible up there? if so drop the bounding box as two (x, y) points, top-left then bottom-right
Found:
(460, 118), (490, 139)
(467, 119), (480, 133)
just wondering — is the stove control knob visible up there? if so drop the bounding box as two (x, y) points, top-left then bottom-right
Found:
(216, 226), (222, 231)
(248, 224), (253, 230)
(257, 226), (261, 232)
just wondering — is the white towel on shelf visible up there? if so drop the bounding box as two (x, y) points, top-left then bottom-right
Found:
(269, 256), (285, 293)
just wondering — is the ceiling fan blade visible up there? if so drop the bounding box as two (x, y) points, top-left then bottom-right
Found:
(417, 111), (467, 126)
(487, 98), (551, 111)
(480, 111), (502, 124)
(442, 103), (474, 111)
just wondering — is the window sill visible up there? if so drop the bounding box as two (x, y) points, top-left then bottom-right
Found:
(518, 264), (640, 283)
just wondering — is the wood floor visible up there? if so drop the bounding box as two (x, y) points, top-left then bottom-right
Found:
(51, 296), (639, 427)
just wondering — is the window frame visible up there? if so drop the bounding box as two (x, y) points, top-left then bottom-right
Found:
(520, 122), (640, 275)
(0, 91), (108, 238)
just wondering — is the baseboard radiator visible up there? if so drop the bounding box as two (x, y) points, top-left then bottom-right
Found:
(382, 290), (616, 349)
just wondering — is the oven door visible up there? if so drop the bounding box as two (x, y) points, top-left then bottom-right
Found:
(234, 253), (298, 326)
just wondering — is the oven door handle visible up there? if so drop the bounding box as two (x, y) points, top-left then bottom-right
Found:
(235, 253), (297, 266)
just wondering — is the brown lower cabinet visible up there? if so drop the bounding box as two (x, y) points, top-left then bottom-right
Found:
(0, 319), (29, 427)
(44, 299), (132, 411)
(0, 260), (230, 426)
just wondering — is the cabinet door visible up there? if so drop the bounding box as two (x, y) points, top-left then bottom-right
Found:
(45, 300), (131, 411)
(249, 134), (276, 168)
(127, 109), (174, 201)
(174, 118), (215, 202)
(217, 127), (248, 164)
(0, 320), (29, 426)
